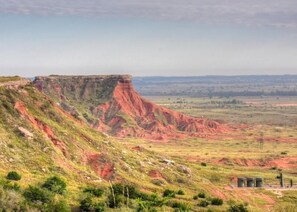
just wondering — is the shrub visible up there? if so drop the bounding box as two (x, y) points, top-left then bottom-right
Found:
(23, 185), (53, 204)
(193, 192), (205, 200)
(94, 203), (105, 212)
(211, 198), (223, 206)
(111, 183), (140, 199)
(137, 199), (158, 212)
(176, 189), (185, 195)
(52, 200), (71, 212)
(163, 189), (176, 198)
(227, 203), (248, 212)
(83, 187), (104, 197)
(80, 196), (93, 211)
(80, 196), (105, 212)
(0, 188), (28, 211)
(147, 193), (167, 207)
(6, 171), (21, 181)
(169, 201), (190, 211)
(107, 193), (125, 208)
(3, 182), (20, 191)
(198, 200), (209, 207)
(42, 176), (66, 194)
(198, 192), (206, 198)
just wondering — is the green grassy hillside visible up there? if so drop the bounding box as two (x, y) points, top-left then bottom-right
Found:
(0, 77), (296, 211)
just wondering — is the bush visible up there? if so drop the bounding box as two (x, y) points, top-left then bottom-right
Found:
(228, 203), (248, 212)
(23, 185), (53, 204)
(198, 192), (206, 198)
(0, 188), (28, 211)
(42, 176), (66, 194)
(193, 192), (205, 200)
(137, 199), (158, 212)
(94, 203), (105, 212)
(80, 196), (93, 211)
(176, 189), (185, 195)
(6, 171), (21, 181)
(211, 198), (223, 206)
(83, 187), (104, 197)
(163, 189), (176, 198)
(169, 201), (190, 211)
(52, 200), (71, 212)
(107, 193), (125, 208)
(80, 196), (105, 212)
(3, 182), (20, 191)
(147, 193), (166, 207)
(198, 200), (209, 207)
(111, 183), (140, 199)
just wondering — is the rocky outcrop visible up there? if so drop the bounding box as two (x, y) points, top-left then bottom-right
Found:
(34, 75), (229, 140)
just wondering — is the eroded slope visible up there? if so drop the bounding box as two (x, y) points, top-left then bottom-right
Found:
(34, 75), (229, 140)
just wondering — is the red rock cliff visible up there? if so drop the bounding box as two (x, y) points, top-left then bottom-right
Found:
(34, 75), (229, 140)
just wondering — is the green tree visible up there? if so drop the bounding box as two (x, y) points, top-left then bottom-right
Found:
(42, 176), (66, 194)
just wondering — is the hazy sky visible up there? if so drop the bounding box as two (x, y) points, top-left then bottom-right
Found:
(0, 0), (297, 76)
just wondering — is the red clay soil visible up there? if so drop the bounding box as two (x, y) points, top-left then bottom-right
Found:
(131, 146), (143, 151)
(148, 170), (165, 179)
(94, 77), (230, 140)
(14, 101), (67, 156)
(86, 153), (115, 180)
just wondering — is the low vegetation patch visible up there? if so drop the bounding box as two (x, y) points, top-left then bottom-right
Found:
(6, 171), (21, 181)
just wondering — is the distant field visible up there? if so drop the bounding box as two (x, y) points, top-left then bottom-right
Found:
(133, 75), (297, 97)
(121, 95), (297, 211)
(145, 96), (297, 126)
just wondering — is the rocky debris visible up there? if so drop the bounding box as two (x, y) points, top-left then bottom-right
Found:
(177, 165), (191, 174)
(160, 158), (175, 166)
(18, 127), (33, 139)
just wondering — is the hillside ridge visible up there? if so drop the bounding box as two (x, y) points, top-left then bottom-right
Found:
(34, 75), (229, 140)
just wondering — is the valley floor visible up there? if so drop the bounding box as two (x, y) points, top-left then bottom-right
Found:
(122, 95), (297, 211)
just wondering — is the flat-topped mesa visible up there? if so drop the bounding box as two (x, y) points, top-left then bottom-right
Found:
(34, 75), (229, 140)
(0, 76), (30, 89)
(35, 74), (131, 81)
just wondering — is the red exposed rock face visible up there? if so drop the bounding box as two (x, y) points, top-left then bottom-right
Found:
(93, 76), (229, 140)
(15, 101), (67, 156)
(148, 170), (165, 179)
(86, 153), (115, 180)
(34, 75), (229, 140)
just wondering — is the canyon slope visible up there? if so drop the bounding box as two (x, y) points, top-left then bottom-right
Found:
(34, 75), (229, 140)
(0, 77), (191, 183)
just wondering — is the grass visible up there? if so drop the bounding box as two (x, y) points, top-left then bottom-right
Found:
(1, 80), (297, 210)
(0, 76), (21, 83)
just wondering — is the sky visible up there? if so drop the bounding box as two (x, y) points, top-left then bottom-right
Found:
(0, 0), (297, 77)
